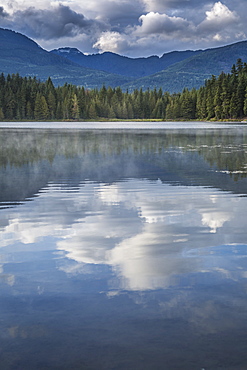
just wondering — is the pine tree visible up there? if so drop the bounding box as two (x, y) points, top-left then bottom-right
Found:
(221, 74), (231, 119)
(180, 89), (195, 120)
(0, 107), (4, 120)
(26, 101), (33, 120)
(88, 102), (98, 120)
(229, 93), (238, 118)
(47, 91), (56, 119)
(196, 87), (207, 119)
(34, 93), (49, 120)
(214, 83), (223, 120)
(236, 73), (246, 117)
(71, 94), (80, 120)
(243, 86), (247, 116)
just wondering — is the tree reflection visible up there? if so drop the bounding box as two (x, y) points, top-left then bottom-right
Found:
(0, 128), (247, 202)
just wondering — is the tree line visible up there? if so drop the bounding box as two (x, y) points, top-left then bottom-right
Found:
(1, 58), (247, 121)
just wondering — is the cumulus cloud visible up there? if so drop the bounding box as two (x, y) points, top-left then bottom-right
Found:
(198, 2), (239, 34)
(134, 2), (240, 44)
(93, 11), (195, 55)
(1, 4), (107, 41)
(93, 1), (244, 56)
(205, 1), (237, 21)
(0, 1), (246, 57)
(137, 11), (194, 36)
(93, 31), (133, 54)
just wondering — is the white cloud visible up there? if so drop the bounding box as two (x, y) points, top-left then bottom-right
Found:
(1, 179), (247, 291)
(137, 12), (191, 35)
(198, 1), (239, 33)
(201, 211), (231, 233)
(93, 31), (131, 54)
(92, 2), (243, 56)
(205, 1), (237, 22)
(0, 1), (246, 56)
(136, 11), (194, 37)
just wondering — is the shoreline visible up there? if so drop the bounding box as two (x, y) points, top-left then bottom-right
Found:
(0, 121), (246, 130)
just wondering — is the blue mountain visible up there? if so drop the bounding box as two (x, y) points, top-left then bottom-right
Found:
(1, 27), (247, 92)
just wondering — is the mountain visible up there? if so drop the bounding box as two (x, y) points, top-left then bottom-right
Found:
(123, 41), (247, 92)
(50, 47), (202, 78)
(1, 27), (247, 93)
(0, 28), (131, 88)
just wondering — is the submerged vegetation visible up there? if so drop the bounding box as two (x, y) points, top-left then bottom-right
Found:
(1, 58), (247, 121)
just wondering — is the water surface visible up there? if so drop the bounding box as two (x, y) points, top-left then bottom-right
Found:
(1, 123), (247, 369)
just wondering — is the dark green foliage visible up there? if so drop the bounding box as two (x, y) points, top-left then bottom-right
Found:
(165, 58), (247, 121)
(1, 59), (247, 121)
(0, 74), (168, 121)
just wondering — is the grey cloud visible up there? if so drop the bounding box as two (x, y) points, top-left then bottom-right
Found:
(165, 0), (210, 9)
(1, 0), (246, 57)
(94, 0), (145, 30)
(138, 2), (239, 39)
(0, 6), (8, 18)
(143, 1), (240, 28)
(7, 4), (107, 40)
(142, 0), (211, 15)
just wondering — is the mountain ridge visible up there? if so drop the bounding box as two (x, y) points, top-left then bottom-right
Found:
(1, 27), (247, 92)
(0, 27), (131, 88)
(122, 40), (247, 92)
(50, 47), (203, 78)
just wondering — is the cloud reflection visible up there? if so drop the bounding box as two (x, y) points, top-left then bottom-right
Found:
(1, 179), (247, 291)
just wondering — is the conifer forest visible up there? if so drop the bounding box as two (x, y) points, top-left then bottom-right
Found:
(1, 59), (247, 121)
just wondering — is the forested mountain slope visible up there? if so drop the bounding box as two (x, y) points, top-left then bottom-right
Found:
(0, 28), (131, 88)
(123, 41), (247, 92)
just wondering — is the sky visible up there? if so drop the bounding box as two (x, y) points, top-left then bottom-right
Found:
(0, 0), (246, 57)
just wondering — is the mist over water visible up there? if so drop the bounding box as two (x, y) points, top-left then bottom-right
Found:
(1, 124), (247, 369)
(0, 121), (245, 130)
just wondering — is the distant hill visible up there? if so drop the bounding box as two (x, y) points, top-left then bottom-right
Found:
(123, 41), (247, 92)
(50, 47), (202, 78)
(1, 27), (247, 92)
(0, 28), (131, 88)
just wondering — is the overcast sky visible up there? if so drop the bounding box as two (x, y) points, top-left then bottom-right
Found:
(0, 1), (246, 57)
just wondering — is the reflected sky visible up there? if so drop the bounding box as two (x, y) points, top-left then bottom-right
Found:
(1, 178), (247, 292)
(1, 127), (247, 369)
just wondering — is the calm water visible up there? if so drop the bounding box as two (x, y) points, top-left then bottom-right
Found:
(1, 123), (247, 369)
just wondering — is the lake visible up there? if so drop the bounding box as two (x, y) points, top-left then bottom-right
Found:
(1, 122), (247, 369)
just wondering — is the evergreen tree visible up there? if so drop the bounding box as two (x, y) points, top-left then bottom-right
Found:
(34, 93), (49, 120)
(71, 94), (80, 120)
(47, 91), (56, 119)
(1, 58), (247, 122)
(0, 107), (4, 120)
(180, 89), (195, 120)
(26, 101), (33, 120)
